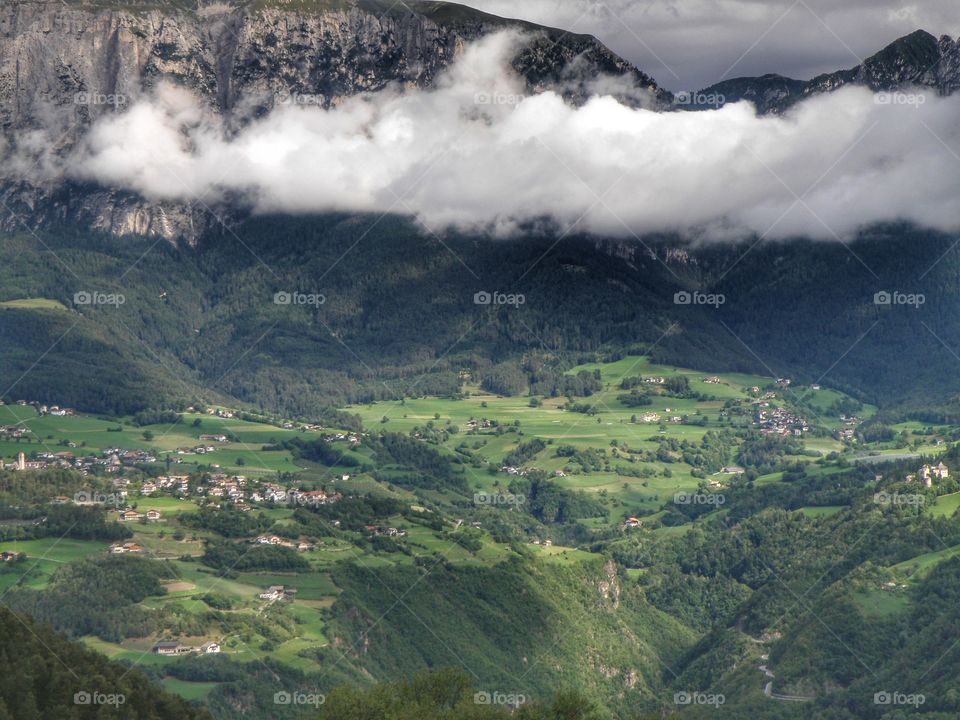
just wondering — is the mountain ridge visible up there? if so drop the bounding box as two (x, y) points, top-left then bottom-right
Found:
(699, 28), (960, 113)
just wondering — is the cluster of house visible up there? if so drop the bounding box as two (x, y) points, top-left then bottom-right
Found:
(2, 447), (164, 474)
(322, 431), (361, 445)
(702, 376), (722, 385)
(1, 551), (23, 562)
(152, 640), (220, 655)
(911, 462), (949, 487)
(834, 415), (860, 441)
(173, 444), (219, 456)
(253, 534), (314, 551)
(0, 425), (27, 439)
(756, 405), (808, 436)
(465, 418), (495, 431)
(643, 377), (666, 384)
(110, 473), (343, 510)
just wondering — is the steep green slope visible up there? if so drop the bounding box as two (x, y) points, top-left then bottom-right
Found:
(322, 556), (695, 714)
(0, 605), (211, 719)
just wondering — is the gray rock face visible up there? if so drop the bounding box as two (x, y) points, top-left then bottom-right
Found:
(0, 0), (666, 241)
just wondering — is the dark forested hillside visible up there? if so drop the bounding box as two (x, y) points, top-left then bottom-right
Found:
(4, 217), (960, 422)
(0, 605), (211, 719)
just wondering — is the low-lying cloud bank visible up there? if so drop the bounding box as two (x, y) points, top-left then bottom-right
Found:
(55, 32), (960, 241)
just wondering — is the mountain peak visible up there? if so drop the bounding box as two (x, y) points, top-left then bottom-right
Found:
(697, 28), (960, 114)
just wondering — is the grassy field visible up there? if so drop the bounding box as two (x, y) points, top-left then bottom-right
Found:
(0, 538), (107, 591)
(851, 588), (910, 618)
(160, 678), (219, 701)
(0, 298), (70, 312)
(889, 543), (960, 580)
(345, 356), (863, 522)
(930, 491), (960, 518)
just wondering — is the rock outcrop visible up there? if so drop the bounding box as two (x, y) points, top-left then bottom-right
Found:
(0, 0), (666, 241)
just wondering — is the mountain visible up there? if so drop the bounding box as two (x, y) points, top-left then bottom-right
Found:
(0, 0), (667, 241)
(699, 29), (960, 113)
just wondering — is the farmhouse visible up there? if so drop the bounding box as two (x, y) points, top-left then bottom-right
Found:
(259, 585), (286, 601)
(200, 641), (221, 654)
(110, 542), (143, 554)
(623, 517), (641, 528)
(152, 640), (183, 655)
(145, 510), (162, 521)
(118, 510), (144, 522)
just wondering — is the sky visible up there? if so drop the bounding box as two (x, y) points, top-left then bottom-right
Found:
(45, 30), (960, 244)
(460, 0), (960, 91)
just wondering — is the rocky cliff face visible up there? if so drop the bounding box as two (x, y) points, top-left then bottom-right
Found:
(0, 0), (666, 241)
(699, 29), (960, 114)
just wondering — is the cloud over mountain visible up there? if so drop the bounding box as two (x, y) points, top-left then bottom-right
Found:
(60, 31), (960, 243)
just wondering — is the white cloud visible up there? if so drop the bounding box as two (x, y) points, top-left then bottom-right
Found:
(62, 31), (960, 243)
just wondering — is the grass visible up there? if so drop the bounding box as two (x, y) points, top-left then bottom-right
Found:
(0, 538), (107, 590)
(930, 491), (960, 518)
(797, 505), (846, 518)
(160, 678), (219, 701)
(889, 544), (960, 580)
(0, 298), (70, 312)
(851, 588), (910, 618)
